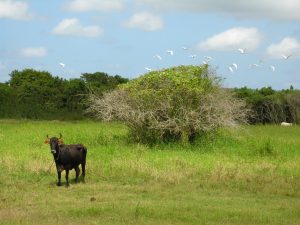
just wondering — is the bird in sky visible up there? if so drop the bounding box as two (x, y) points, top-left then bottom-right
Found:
(204, 56), (213, 62)
(238, 48), (246, 54)
(154, 54), (162, 60)
(228, 63), (238, 73)
(281, 54), (292, 60)
(270, 65), (275, 72)
(182, 47), (189, 50)
(59, 62), (65, 68)
(189, 54), (197, 58)
(231, 63), (238, 70)
(249, 63), (260, 68)
(166, 50), (174, 55)
(145, 67), (152, 72)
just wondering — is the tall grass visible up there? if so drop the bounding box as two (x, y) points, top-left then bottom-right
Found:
(0, 120), (299, 225)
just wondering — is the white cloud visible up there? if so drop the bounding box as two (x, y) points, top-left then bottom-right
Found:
(123, 12), (163, 31)
(0, 0), (32, 20)
(197, 27), (263, 52)
(52, 18), (103, 37)
(20, 47), (48, 58)
(136, 0), (300, 21)
(66, 0), (124, 12)
(266, 37), (300, 58)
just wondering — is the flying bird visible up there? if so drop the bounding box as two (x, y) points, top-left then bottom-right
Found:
(189, 54), (197, 58)
(269, 65), (275, 72)
(238, 48), (246, 54)
(154, 54), (162, 60)
(59, 62), (65, 68)
(204, 56), (213, 62)
(249, 63), (260, 68)
(182, 47), (189, 50)
(227, 63), (237, 73)
(166, 50), (174, 55)
(231, 63), (238, 70)
(281, 54), (292, 60)
(145, 67), (152, 72)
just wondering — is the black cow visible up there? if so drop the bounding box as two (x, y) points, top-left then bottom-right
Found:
(44, 134), (87, 186)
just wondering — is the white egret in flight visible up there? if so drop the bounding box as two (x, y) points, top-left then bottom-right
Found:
(231, 63), (238, 70)
(249, 63), (259, 68)
(154, 55), (162, 60)
(281, 54), (292, 60)
(204, 56), (213, 62)
(238, 48), (246, 54)
(228, 66), (234, 72)
(166, 50), (174, 55)
(228, 63), (237, 73)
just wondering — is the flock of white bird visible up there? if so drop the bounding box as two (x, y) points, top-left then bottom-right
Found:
(58, 47), (293, 75)
(143, 47), (293, 74)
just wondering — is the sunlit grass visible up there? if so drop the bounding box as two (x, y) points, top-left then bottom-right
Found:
(0, 120), (299, 224)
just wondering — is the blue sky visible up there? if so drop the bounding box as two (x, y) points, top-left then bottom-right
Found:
(1, 0), (300, 89)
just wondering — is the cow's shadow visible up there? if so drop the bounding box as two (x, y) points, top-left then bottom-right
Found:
(49, 177), (85, 187)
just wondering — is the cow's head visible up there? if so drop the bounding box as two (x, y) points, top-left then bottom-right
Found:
(44, 134), (64, 154)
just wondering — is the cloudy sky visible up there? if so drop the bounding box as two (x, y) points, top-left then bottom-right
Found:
(1, 0), (300, 89)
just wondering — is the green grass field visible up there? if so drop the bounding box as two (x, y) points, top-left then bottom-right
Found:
(0, 120), (299, 225)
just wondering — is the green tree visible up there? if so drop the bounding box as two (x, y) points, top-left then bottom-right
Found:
(1, 69), (129, 120)
(63, 78), (87, 114)
(233, 86), (300, 124)
(0, 83), (17, 117)
(8, 69), (66, 118)
(81, 72), (128, 94)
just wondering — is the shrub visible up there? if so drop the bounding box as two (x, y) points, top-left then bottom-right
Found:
(88, 65), (248, 144)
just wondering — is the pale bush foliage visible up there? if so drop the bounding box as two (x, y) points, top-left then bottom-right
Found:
(88, 66), (248, 143)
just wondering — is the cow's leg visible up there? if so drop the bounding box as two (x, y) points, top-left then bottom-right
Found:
(75, 166), (80, 183)
(65, 170), (69, 187)
(57, 171), (61, 186)
(81, 161), (86, 183)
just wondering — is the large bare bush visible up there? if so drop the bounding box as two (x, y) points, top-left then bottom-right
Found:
(88, 65), (248, 143)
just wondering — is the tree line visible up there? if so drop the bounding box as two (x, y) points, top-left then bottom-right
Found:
(234, 86), (300, 124)
(0, 68), (299, 124)
(0, 69), (128, 119)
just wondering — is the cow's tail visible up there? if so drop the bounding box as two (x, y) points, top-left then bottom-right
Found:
(82, 146), (87, 180)
(82, 146), (87, 161)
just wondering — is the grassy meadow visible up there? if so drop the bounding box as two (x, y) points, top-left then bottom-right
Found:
(0, 120), (299, 225)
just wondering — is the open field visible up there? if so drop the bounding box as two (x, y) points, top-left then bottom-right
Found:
(0, 120), (299, 225)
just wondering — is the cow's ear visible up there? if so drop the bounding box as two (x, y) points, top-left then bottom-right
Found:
(58, 139), (64, 145)
(44, 139), (50, 144)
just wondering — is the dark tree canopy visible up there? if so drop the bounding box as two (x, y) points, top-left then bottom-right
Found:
(0, 69), (128, 119)
(81, 72), (129, 94)
(234, 86), (300, 124)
